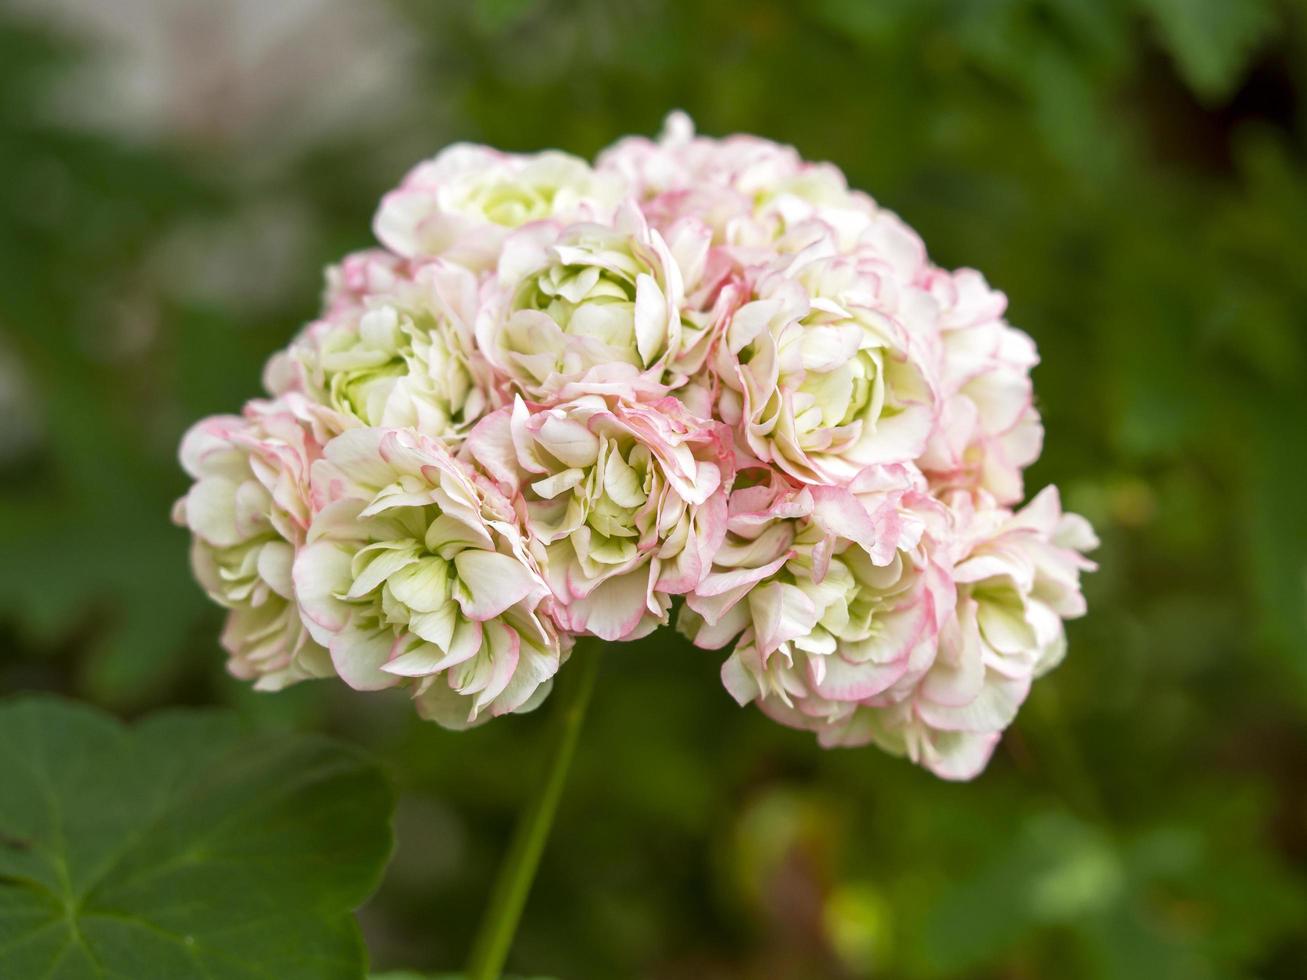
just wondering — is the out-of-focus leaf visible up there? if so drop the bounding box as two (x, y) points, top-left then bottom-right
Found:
(0, 695), (394, 979)
(920, 810), (1123, 972)
(473, 0), (541, 34)
(1137, 0), (1275, 100)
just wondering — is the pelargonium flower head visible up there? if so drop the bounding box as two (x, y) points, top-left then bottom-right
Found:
(270, 251), (494, 440)
(477, 204), (710, 399)
(680, 466), (952, 737)
(919, 268), (1043, 504)
(466, 392), (734, 641)
(173, 396), (333, 690)
(714, 237), (938, 484)
(374, 144), (626, 270)
(294, 427), (566, 728)
(819, 485), (1098, 779)
(179, 116), (1094, 778)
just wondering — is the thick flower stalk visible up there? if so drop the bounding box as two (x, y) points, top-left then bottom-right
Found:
(178, 112), (1095, 784)
(467, 392), (733, 641)
(293, 427), (567, 726)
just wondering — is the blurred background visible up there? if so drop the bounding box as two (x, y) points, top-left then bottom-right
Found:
(1, 1), (1306, 977)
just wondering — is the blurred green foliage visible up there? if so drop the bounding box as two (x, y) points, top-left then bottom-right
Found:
(1, 1), (1305, 977)
(0, 696), (394, 979)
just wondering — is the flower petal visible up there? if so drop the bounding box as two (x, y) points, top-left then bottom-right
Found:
(453, 550), (542, 620)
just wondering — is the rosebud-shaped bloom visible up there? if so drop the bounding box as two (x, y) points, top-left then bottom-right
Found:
(269, 251), (495, 441)
(680, 467), (952, 736)
(598, 112), (795, 243)
(173, 396), (332, 690)
(598, 112), (901, 253)
(715, 238), (938, 484)
(466, 393), (734, 641)
(598, 111), (800, 202)
(294, 428), (566, 728)
(919, 269), (1043, 504)
(374, 145), (625, 270)
(476, 205), (710, 400)
(820, 486), (1097, 779)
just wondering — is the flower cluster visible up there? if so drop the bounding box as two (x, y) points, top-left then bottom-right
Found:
(177, 114), (1095, 777)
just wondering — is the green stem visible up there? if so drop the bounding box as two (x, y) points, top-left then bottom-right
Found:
(464, 638), (604, 980)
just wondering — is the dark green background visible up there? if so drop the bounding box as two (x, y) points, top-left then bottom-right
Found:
(2, 1), (1305, 977)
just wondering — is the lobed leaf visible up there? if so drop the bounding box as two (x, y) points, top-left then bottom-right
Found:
(0, 696), (394, 979)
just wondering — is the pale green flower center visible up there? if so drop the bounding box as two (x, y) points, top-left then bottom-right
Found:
(968, 579), (1038, 654)
(307, 304), (473, 428)
(468, 181), (555, 226)
(769, 536), (913, 654)
(530, 436), (656, 570)
(519, 262), (640, 349)
(209, 536), (275, 604)
(745, 324), (891, 449)
(338, 500), (464, 630)
(192, 471), (291, 609)
(795, 347), (884, 430)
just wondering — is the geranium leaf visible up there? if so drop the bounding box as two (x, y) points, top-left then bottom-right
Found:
(1137, 0), (1274, 101)
(0, 695), (394, 979)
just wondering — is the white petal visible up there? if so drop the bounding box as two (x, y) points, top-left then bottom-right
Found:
(185, 477), (242, 547)
(633, 273), (668, 367)
(536, 415), (600, 467)
(721, 652), (761, 706)
(293, 541), (354, 644)
(565, 571), (656, 640)
(330, 627), (398, 691)
(750, 581), (818, 656)
(453, 550), (541, 620)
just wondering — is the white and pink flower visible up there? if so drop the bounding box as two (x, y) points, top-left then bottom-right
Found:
(819, 486), (1098, 779)
(294, 427), (567, 727)
(475, 204), (712, 401)
(179, 114), (1094, 777)
(467, 393), (734, 641)
(713, 235), (939, 484)
(919, 268), (1043, 504)
(598, 112), (884, 250)
(679, 467), (952, 744)
(374, 144), (626, 271)
(173, 395), (333, 690)
(267, 250), (495, 440)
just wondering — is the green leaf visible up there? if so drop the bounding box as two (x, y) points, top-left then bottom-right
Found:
(1137, 0), (1275, 101)
(0, 695), (394, 979)
(920, 811), (1123, 972)
(473, 0), (540, 34)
